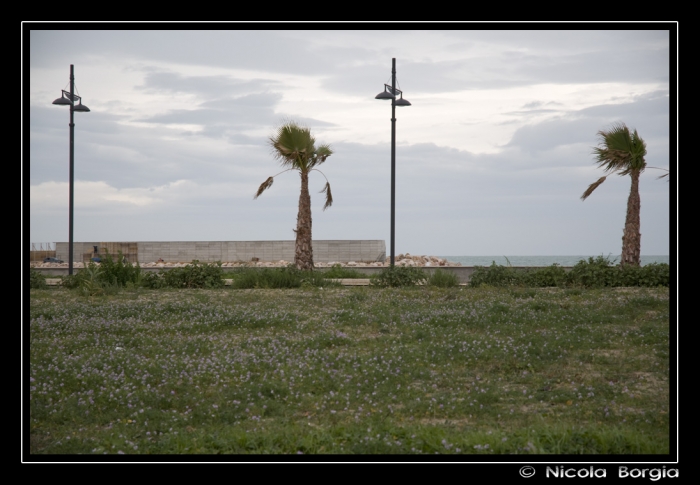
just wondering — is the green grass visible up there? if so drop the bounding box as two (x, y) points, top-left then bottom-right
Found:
(28, 286), (671, 456)
(427, 269), (460, 288)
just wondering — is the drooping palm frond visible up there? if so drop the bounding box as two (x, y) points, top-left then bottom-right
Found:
(581, 176), (608, 201)
(254, 176), (274, 199)
(312, 168), (334, 210)
(253, 169), (295, 199)
(320, 181), (333, 210)
(647, 166), (669, 181)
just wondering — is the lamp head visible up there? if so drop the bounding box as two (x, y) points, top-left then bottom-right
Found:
(52, 94), (72, 106)
(394, 93), (411, 107)
(73, 101), (90, 112)
(375, 90), (394, 100)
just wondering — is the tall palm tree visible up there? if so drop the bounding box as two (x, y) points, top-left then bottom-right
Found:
(581, 122), (647, 267)
(254, 120), (333, 270)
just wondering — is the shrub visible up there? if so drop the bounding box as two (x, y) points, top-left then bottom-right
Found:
(59, 252), (143, 294)
(566, 255), (619, 288)
(59, 263), (120, 296)
(466, 256), (670, 289)
(521, 264), (568, 288)
(60, 263), (100, 291)
(76, 264), (105, 296)
(468, 262), (520, 288)
(617, 263), (670, 287)
(141, 271), (167, 289)
(427, 269), (460, 287)
(564, 256), (669, 288)
(230, 266), (337, 289)
(370, 265), (427, 287)
(98, 250), (142, 287)
(59, 273), (81, 290)
(322, 264), (367, 279)
(161, 260), (225, 289)
(231, 266), (299, 289)
(29, 268), (47, 289)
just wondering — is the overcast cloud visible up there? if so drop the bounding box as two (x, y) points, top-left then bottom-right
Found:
(25, 25), (675, 256)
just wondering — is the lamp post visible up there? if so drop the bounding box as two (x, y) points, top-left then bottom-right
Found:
(375, 58), (411, 267)
(52, 65), (90, 275)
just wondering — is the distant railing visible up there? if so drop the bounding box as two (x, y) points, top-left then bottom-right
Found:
(30, 242), (56, 262)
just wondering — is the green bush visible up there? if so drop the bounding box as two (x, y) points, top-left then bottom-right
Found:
(467, 256), (670, 289)
(468, 261), (521, 288)
(566, 256), (619, 288)
(521, 264), (568, 288)
(370, 265), (427, 287)
(322, 264), (367, 279)
(59, 273), (81, 289)
(141, 271), (167, 289)
(29, 268), (47, 289)
(60, 263), (101, 291)
(617, 263), (670, 287)
(76, 264), (105, 296)
(230, 266), (336, 289)
(161, 260), (225, 288)
(427, 268), (460, 287)
(98, 250), (142, 287)
(59, 263), (121, 296)
(59, 252), (143, 294)
(231, 266), (299, 289)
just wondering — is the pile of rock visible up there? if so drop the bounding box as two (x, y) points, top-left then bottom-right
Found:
(389, 253), (461, 267)
(30, 261), (81, 268)
(30, 254), (461, 268)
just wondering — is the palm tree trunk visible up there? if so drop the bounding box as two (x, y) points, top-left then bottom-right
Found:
(294, 170), (314, 270)
(620, 170), (641, 267)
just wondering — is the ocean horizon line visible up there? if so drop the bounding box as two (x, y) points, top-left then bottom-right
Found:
(437, 255), (670, 267)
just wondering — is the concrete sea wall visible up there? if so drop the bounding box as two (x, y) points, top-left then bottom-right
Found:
(55, 240), (386, 264)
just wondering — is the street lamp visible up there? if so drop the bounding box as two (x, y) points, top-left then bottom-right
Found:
(375, 58), (411, 267)
(52, 64), (90, 275)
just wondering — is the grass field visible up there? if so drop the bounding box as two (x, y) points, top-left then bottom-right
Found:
(27, 285), (672, 456)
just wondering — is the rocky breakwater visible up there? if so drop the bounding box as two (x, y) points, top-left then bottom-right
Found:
(137, 253), (461, 268)
(30, 253), (461, 269)
(384, 253), (461, 267)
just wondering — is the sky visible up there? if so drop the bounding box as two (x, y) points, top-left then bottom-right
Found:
(24, 24), (675, 257)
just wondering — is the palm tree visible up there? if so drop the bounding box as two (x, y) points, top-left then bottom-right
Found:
(254, 120), (333, 270)
(581, 122), (648, 267)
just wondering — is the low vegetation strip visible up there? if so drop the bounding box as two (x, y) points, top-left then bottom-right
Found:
(29, 253), (670, 292)
(28, 285), (670, 455)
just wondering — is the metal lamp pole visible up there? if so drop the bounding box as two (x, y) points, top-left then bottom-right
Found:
(52, 65), (90, 275)
(68, 66), (75, 276)
(376, 58), (411, 267)
(390, 60), (397, 268)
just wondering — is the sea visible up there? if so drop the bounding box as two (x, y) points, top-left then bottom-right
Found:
(438, 255), (670, 267)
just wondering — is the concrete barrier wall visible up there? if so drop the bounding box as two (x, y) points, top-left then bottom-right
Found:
(55, 240), (387, 264)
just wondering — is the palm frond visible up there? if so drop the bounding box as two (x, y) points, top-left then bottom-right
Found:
(267, 119), (335, 175)
(647, 166), (669, 181)
(269, 120), (315, 169)
(592, 122), (647, 174)
(319, 181), (333, 210)
(581, 176), (608, 201)
(254, 176), (274, 199)
(309, 144), (334, 168)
